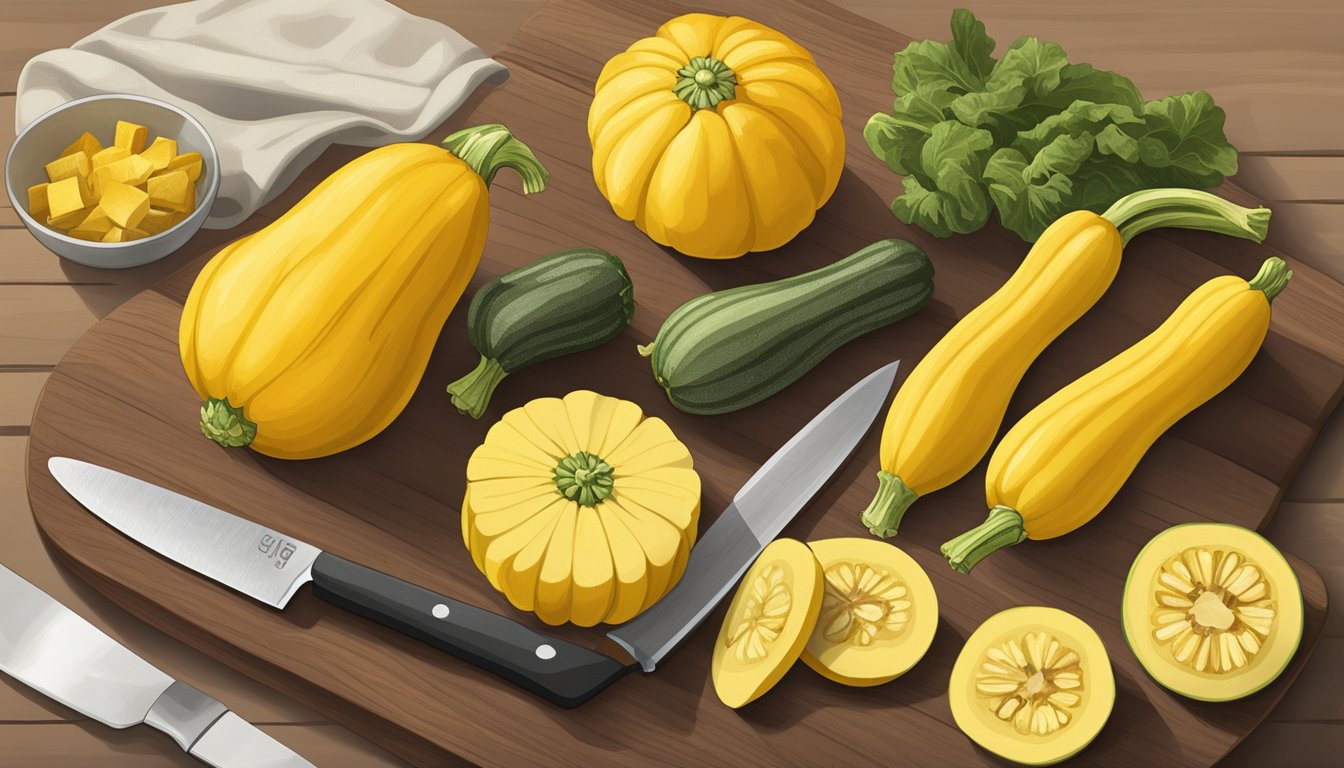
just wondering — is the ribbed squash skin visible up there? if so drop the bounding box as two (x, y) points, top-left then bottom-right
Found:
(988, 270), (1278, 540)
(878, 212), (1121, 495)
(644, 239), (932, 414)
(468, 249), (634, 372)
(588, 13), (845, 259)
(180, 143), (487, 459)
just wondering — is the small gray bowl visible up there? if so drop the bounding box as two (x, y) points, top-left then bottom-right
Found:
(4, 93), (221, 269)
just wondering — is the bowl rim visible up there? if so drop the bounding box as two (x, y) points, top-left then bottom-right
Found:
(4, 92), (222, 249)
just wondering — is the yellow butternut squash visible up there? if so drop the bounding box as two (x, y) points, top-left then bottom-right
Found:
(860, 189), (1271, 538)
(942, 258), (1292, 573)
(179, 124), (548, 459)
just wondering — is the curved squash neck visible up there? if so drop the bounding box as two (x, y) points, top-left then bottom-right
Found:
(442, 124), (549, 194)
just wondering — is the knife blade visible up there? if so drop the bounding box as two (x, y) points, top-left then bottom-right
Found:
(48, 360), (897, 707)
(608, 360), (900, 670)
(0, 563), (312, 767)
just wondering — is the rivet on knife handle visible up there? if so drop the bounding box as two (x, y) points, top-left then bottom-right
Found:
(309, 553), (636, 707)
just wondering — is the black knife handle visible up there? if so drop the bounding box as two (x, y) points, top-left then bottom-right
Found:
(309, 552), (635, 707)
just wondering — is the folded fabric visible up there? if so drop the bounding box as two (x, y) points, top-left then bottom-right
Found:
(16, 0), (508, 229)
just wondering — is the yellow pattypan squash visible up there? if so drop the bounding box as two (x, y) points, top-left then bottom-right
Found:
(463, 391), (701, 627)
(588, 13), (845, 259)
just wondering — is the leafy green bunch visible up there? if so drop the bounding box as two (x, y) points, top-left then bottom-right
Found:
(864, 9), (1239, 241)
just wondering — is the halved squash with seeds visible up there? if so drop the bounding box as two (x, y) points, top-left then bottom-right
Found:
(711, 538), (823, 708)
(950, 606), (1114, 766)
(1122, 522), (1303, 702)
(800, 538), (938, 686)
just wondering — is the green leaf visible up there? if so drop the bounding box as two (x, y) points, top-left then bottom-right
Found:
(1046, 63), (1143, 113)
(951, 85), (1026, 128)
(893, 39), (983, 96)
(1014, 101), (1143, 157)
(891, 121), (995, 237)
(984, 148), (1075, 241)
(867, 10), (1240, 242)
(1137, 91), (1239, 182)
(864, 113), (922, 176)
(985, 38), (1069, 96)
(950, 9), (997, 83)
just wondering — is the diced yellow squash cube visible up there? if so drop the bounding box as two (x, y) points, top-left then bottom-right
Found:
(45, 152), (90, 183)
(95, 155), (155, 187)
(146, 171), (194, 213)
(27, 183), (50, 219)
(140, 137), (178, 171)
(92, 146), (132, 169)
(48, 206), (94, 231)
(124, 227), (150, 240)
(76, 206), (116, 235)
(139, 207), (184, 235)
(61, 131), (103, 159)
(99, 182), (150, 229)
(101, 226), (129, 243)
(46, 176), (91, 220)
(113, 121), (148, 153)
(162, 151), (203, 182)
(66, 227), (106, 242)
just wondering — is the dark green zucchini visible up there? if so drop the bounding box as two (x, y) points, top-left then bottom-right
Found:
(639, 239), (933, 415)
(448, 248), (634, 418)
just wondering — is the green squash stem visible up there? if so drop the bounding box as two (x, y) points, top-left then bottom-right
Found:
(447, 354), (509, 419)
(1249, 256), (1292, 302)
(1101, 188), (1270, 247)
(442, 124), (549, 194)
(860, 470), (921, 538)
(941, 505), (1028, 574)
(554, 452), (615, 507)
(200, 397), (256, 449)
(673, 56), (737, 111)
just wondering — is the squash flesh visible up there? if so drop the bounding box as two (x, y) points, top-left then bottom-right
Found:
(800, 538), (938, 686)
(950, 606), (1114, 765)
(1123, 523), (1303, 701)
(711, 538), (823, 708)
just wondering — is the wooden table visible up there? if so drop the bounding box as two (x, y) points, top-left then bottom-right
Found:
(1, 1), (1339, 765)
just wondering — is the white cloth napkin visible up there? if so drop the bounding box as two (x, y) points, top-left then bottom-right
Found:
(15, 0), (508, 229)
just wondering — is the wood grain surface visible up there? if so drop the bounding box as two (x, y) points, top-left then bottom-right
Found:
(15, 0), (1340, 765)
(4, 0), (1342, 766)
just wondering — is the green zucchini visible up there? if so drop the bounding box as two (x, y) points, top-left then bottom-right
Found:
(640, 239), (933, 415)
(448, 248), (634, 418)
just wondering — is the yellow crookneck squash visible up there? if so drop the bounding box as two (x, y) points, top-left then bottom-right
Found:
(179, 124), (548, 459)
(588, 13), (844, 259)
(860, 188), (1271, 538)
(942, 257), (1292, 573)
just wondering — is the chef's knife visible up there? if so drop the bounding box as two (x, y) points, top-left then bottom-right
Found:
(0, 563), (312, 767)
(48, 361), (897, 708)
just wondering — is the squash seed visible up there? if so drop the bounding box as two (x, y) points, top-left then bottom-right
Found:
(818, 561), (911, 646)
(974, 630), (1084, 736)
(725, 564), (792, 663)
(1150, 546), (1275, 673)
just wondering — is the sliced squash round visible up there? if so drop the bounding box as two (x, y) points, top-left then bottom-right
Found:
(950, 606), (1114, 766)
(799, 538), (938, 686)
(711, 538), (823, 708)
(1122, 522), (1303, 702)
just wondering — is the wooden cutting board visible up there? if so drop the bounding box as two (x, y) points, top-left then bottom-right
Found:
(23, 0), (1340, 765)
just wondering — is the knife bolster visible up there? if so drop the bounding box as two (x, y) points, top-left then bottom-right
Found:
(145, 680), (230, 752)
